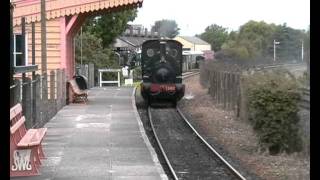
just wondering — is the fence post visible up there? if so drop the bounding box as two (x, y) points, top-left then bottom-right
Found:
(13, 79), (21, 106)
(237, 74), (242, 118)
(216, 71), (220, 105)
(223, 72), (227, 109)
(89, 63), (94, 88)
(62, 69), (67, 105)
(227, 73), (232, 110)
(22, 77), (32, 129)
(208, 71), (212, 95)
(56, 69), (61, 110)
(41, 75), (48, 123)
(230, 73), (236, 111)
(50, 70), (55, 100)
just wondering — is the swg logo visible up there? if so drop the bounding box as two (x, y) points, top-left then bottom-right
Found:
(11, 150), (32, 171)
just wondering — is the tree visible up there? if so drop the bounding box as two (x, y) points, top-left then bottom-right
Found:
(271, 23), (305, 62)
(85, 9), (138, 48)
(213, 20), (308, 64)
(199, 24), (229, 52)
(238, 21), (276, 58)
(151, 19), (180, 38)
(75, 32), (118, 68)
(75, 8), (138, 66)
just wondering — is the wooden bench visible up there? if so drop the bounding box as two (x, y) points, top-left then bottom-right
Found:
(68, 79), (88, 103)
(10, 103), (47, 177)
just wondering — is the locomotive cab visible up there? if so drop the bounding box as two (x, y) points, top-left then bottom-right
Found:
(140, 39), (185, 103)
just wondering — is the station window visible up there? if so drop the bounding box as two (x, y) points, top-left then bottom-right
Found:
(13, 33), (28, 66)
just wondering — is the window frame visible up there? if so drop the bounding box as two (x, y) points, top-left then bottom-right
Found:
(13, 33), (28, 67)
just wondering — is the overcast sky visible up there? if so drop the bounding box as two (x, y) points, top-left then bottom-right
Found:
(132, 0), (310, 36)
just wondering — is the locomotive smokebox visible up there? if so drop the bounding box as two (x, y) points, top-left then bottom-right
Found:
(155, 68), (170, 82)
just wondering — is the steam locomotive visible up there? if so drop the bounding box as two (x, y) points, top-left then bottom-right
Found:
(140, 39), (185, 106)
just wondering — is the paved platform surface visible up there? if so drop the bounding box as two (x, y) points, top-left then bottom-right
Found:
(11, 87), (167, 180)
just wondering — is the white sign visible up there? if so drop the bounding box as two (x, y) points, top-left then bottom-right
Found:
(11, 149), (32, 171)
(122, 66), (129, 78)
(125, 78), (133, 86)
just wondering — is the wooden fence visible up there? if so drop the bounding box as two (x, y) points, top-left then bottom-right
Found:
(10, 69), (66, 129)
(200, 62), (242, 116)
(207, 71), (241, 113)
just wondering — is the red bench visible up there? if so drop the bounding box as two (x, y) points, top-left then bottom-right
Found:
(68, 79), (88, 103)
(10, 103), (47, 177)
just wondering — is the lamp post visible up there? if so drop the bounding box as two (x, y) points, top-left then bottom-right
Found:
(301, 40), (304, 62)
(114, 51), (121, 66)
(273, 40), (280, 62)
(80, 27), (83, 65)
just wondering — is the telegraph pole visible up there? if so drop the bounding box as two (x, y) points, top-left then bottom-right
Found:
(301, 40), (304, 62)
(273, 40), (280, 62)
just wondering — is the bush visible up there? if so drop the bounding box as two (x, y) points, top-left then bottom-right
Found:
(244, 69), (303, 154)
(133, 66), (142, 82)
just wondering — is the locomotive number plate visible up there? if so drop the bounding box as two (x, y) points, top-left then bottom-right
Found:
(160, 85), (176, 92)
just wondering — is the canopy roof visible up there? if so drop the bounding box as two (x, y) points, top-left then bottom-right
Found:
(12, 0), (143, 26)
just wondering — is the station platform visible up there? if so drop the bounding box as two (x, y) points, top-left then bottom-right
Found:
(12, 87), (167, 180)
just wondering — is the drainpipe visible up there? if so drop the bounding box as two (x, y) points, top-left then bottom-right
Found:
(41, 0), (48, 100)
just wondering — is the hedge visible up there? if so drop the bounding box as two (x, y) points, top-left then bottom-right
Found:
(244, 69), (303, 154)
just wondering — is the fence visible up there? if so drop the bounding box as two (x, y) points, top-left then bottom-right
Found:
(200, 61), (310, 154)
(10, 69), (66, 129)
(200, 62), (242, 116)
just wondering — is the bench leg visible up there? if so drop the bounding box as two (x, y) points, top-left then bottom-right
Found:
(10, 148), (40, 177)
(38, 145), (46, 159)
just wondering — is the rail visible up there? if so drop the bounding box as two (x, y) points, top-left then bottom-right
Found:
(147, 107), (179, 180)
(177, 107), (246, 180)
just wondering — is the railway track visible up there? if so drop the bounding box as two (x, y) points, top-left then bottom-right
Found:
(182, 70), (200, 79)
(147, 106), (246, 180)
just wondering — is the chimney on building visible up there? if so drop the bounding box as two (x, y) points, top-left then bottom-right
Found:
(138, 27), (141, 36)
(130, 26), (133, 36)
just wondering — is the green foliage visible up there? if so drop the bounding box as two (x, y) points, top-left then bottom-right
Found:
(244, 70), (303, 154)
(75, 8), (138, 80)
(151, 19), (180, 38)
(271, 23), (305, 61)
(84, 9), (137, 48)
(212, 20), (309, 63)
(132, 66), (142, 82)
(75, 32), (119, 68)
(199, 24), (229, 52)
(220, 21), (276, 61)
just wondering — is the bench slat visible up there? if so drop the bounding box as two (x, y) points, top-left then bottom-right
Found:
(10, 103), (22, 121)
(17, 128), (47, 147)
(10, 116), (26, 134)
(30, 128), (47, 140)
(10, 110), (16, 121)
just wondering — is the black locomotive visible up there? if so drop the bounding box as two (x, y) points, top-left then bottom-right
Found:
(140, 39), (185, 105)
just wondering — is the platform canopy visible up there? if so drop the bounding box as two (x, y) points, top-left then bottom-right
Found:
(12, 0), (143, 26)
